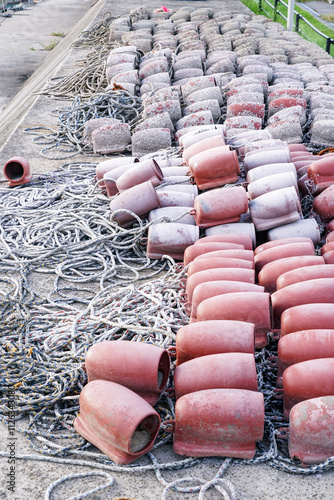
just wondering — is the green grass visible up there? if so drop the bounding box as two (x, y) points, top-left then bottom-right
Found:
(49, 31), (65, 37)
(240, 0), (334, 56)
(321, 14), (334, 23)
(41, 39), (59, 51)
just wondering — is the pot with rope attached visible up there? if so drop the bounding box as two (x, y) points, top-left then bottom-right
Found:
(156, 189), (196, 208)
(174, 320), (255, 365)
(165, 388), (264, 459)
(288, 396), (334, 465)
(188, 147), (240, 190)
(84, 340), (170, 405)
(191, 186), (248, 228)
(146, 222), (199, 260)
(74, 380), (161, 465)
(283, 358), (334, 420)
(115, 159), (164, 192)
(96, 157), (139, 187)
(103, 163), (142, 197)
(148, 206), (195, 225)
(109, 180), (161, 228)
(182, 135), (227, 165)
(3, 156), (32, 187)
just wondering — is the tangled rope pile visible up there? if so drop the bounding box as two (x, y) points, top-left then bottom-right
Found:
(24, 92), (142, 160)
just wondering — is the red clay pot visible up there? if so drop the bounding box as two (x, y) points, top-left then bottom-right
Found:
(326, 231), (334, 243)
(171, 388), (264, 458)
(190, 281), (264, 322)
(321, 241), (334, 255)
(289, 143), (307, 153)
(205, 223), (256, 248)
(258, 255), (324, 293)
(283, 358), (334, 419)
(185, 267), (255, 302)
(289, 396), (334, 465)
(104, 164), (138, 197)
(328, 220), (334, 232)
(109, 181), (161, 227)
(277, 329), (334, 386)
(186, 257), (254, 278)
(183, 242), (245, 266)
(175, 320), (255, 365)
(227, 102), (265, 118)
(254, 241), (315, 273)
(147, 223), (199, 260)
(196, 233), (253, 250)
(174, 353), (258, 399)
(197, 291), (271, 348)
(249, 187), (302, 231)
(187, 248), (254, 267)
(116, 159), (164, 192)
(148, 206), (195, 225)
(182, 135), (227, 165)
(272, 278), (334, 326)
(277, 263), (334, 289)
(96, 157), (139, 185)
(3, 156), (32, 187)
(191, 186), (248, 228)
(254, 236), (314, 256)
(281, 303), (334, 336)
(323, 250), (334, 264)
(188, 147), (240, 190)
(313, 185), (334, 221)
(85, 340), (170, 405)
(74, 380), (161, 464)
(268, 97), (307, 117)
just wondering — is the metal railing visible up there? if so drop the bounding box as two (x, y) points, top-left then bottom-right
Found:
(258, 0), (334, 54)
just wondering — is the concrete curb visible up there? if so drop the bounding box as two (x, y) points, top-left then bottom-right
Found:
(0, 0), (108, 150)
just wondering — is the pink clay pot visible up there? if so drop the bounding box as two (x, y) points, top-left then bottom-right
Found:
(313, 185), (334, 221)
(174, 353), (258, 399)
(323, 251), (334, 263)
(3, 156), (32, 187)
(185, 268), (255, 303)
(194, 233), (253, 250)
(74, 380), (160, 465)
(328, 220), (334, 232)
(182, 135), (227, 165)
(289, 143), (307, 152)
(281, 303), (334, 336)
(247, 172), (298, 200)
(84, 340), (170, 405)
(190, 281), (264, 322)
(244, 149), (291, 171)
(196, 291), (271, 348)
(205, 223), (256, 248)
(104, 164), (138, 197)
(96, 157), (139, 185)
(174, 320), (255, 366)
(267, 218), (321, 245)
(191, 186), (248, 228)
(184, 246), (253, 267)
(254, 236), (314, 256)
(246, 163), (296, 184)
(277, 329), (334, 386)
(283, 358), (334, 420)
(188, 147), (240, 190)
(258, 255), (324, 293)
(156, 190), (195, 207)
(187, 257), (254, 278)
(171, 388), (264, 458)
(321, 241), (334, 255)
(180, 126), (225, 150)
(272, 278), (334, 326)
(116, 159), (164, 192)
(326, 231), (334, 243)
(307, 156), (334, 194)
(254, 241), (315, 273)
(148, 206), (195, 225)
(146, 223), (199, 260)
(289, 396), (334, 465)
(249, 187), (302, 231)
(227, 102), (265, 118)
(109, 181), (160, 228)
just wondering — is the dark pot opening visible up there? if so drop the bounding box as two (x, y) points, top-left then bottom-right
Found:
(4, 161), (24, 181)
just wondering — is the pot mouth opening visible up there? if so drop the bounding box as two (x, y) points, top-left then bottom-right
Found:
(130, 415), (160, 453)
(5, 161), (24, 181)
(158, 350), (170, 389)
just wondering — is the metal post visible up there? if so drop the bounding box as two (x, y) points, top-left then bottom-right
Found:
(287, 0), (295, 31)
(273, 0), (278, 22)
(295, 13), (300, 33)
(259, 0), (262, 11)
(326, 37), (331, 54)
